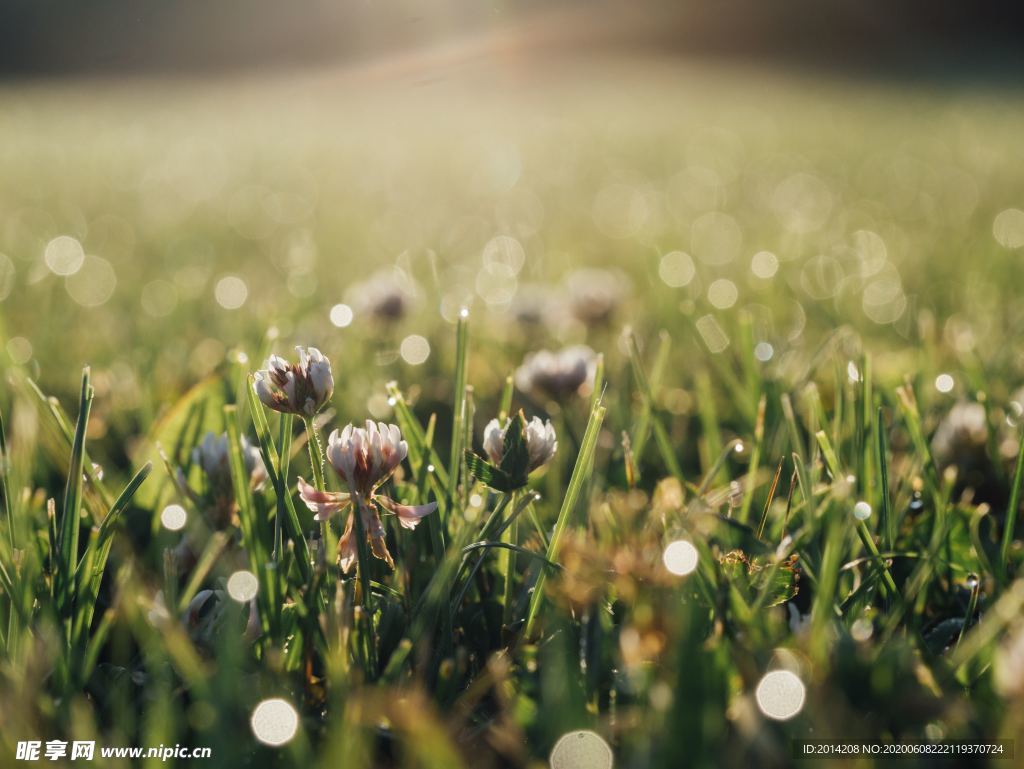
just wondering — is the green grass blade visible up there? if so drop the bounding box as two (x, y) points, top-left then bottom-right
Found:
(524, 399), (606, 637)
(72, 461), (152, 647)
(0, 408), (13, 551)
(56, 368), (94, 631)
(877, 406), (894, 552)
(246, 377), (311, 581)
(446, 311), (470, 512)
(999, 427), (1024, 585)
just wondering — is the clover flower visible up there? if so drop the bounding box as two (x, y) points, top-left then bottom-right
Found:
(565, 267), (629, 326)
(192, 431), (267, 495)
(508, 284), (552, 328)
(296, 421), (436, 573)
(170, 432), (267, 570)
(483, 415), (557, 472)
(931, 401), (988, 471)
(468, 411), (557, 492)
(351, 269), (416, 323)
(515, 344), (596, 399)
(253, 346), (333, 417)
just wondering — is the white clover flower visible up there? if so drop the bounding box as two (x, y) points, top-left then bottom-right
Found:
(192, 431), (266, 492)
(565, 267), (629, 325)
(253, 346), (334, 417)
(508, 284), (552, 328)
(483, 416), (558, 472)
(515, 344), (596, 399)
(351, 269), (416, 323)
(524, 415), (559, 470)
(171, 431), (266, 538)
(931, 401), (988, 470)
(482, 418), (506, 466)
(296, 421), (436, 573)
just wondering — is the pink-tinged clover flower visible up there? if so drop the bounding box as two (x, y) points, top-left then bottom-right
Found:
(253, 346), (334, 417)
(297, 421), (436, 573)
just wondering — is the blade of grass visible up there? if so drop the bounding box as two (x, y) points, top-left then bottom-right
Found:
(446, 311), (470, 513)
(72, 461), (152, 647)
(0, 409), (13, 551)
(738, 395), (767, 524)
(999, 427), (1024, 586)
(56, 368), (93, 634)
(245, 377), (311, 582)
(626, 331), (683, 482)
(524, 398), (606, 637)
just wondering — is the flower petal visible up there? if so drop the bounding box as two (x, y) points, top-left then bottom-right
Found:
(378, 496), (438, 530)
(337, 529), (358, 574)
(370, 535), (395, 568)
(296, 476), (350, 521)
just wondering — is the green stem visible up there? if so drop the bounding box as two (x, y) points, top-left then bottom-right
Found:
(352, 496), (378, 673)
(302, 415), (330, 563)
(302, 416), (327, 491)
(999, 429), (1024, 586)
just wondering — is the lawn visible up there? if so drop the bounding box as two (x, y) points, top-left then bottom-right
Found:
(1, 56), (1024, 768)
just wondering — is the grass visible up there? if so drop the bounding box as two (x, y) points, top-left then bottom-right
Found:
(2, 56), (1024, 767)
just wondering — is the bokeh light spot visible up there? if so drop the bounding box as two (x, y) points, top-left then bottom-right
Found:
(754, 342), (774, 362)
(662, 540), (699, 576)
(755, 670), (806, 721)
(549, 730), (613, 769)
(750, 250), (779, 279)
(160, 504), (187, 531)
(993, 208), (1024, 249)
(399, 334), (431, 365)
(215, 275), (248, 310)
(227, 570), (259, 603)
(250, 698), (299, 746)
(329, 303), (353, 328)
(65, 255), (117, 307)
(708, 278), (738, 309)
(6, 336), (33, 365)
(44, 235), (85, 276)
(658, 250), (696, 287)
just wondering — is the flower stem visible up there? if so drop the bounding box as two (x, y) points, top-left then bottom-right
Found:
(302, 416), (327, 491)
(351, 496), (378, 673)
(302, 415), (330, 568)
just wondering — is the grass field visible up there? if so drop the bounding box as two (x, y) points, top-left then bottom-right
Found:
(2, 56), (1024, 767)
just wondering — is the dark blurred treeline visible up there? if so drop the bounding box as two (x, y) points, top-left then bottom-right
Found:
(1, 0), (1022, 77)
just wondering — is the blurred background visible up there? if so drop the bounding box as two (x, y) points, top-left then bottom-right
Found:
(3, 0), (1024, 463)
(2, 0), (1024, 77)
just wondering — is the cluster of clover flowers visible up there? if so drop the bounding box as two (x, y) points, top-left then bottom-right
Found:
(181, 343), (596, 577)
